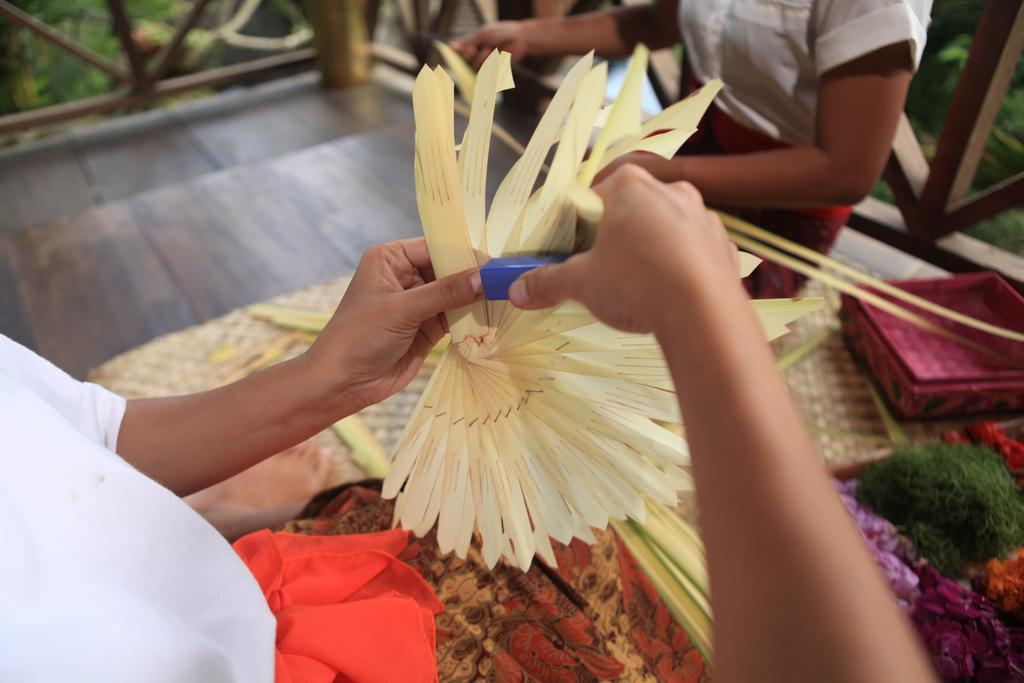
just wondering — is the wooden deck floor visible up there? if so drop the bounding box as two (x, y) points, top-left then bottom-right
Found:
(0, 68), (415, 229)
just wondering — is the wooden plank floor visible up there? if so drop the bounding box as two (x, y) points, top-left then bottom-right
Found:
(0, 134), (100, 230)
(0, 67), (415, 232)
(0, 68), (525, 378)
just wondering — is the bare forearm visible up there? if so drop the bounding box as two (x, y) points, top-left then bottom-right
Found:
(521, 6), (676, 57)
(515, 11), (627, 56)
(644, 147), (872, 208)
(654, 276), (934, 682)
(118, 353), (357, 496)
(112, 238), (484, 499)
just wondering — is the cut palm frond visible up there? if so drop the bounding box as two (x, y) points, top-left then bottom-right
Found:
(333, 414), (390, 477)
(613, 514), (713, 660)
(390, 46), (820, 571)
(728, 229), (1024, 370)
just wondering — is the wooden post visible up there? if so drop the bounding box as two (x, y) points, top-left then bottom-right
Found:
(919, 0), (1024, 236)
(106, 0), (146, 90)
(364, 0), (383, 41)
(307, 0), (372, 88)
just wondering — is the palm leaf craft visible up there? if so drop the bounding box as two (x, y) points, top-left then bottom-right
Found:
(383, 45), (823, 571)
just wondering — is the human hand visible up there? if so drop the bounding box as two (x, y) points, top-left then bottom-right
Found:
(307, 238), (482, 410)
(508, 164), (741, 334)
(449, 21), (530, 70)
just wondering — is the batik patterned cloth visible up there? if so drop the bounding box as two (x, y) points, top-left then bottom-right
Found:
(282, 481), (710, 682)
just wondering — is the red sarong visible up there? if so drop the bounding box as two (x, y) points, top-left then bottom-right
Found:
(234, 528), (443, 683)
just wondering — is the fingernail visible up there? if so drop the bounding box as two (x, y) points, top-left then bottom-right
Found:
(470, 272), (482, 294)
(509, 279), (528, 306)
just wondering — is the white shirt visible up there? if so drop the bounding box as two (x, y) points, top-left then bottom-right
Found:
(678, 0), (933, 145)
(0, 336), (275, 682)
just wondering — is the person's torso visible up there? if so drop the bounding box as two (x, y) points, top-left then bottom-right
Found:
(677, 0), (931, 147)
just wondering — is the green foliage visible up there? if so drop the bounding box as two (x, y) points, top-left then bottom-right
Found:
(0, 0), (249, 115)
(2, 1), (115, 112)
(1, 0), (177, 114)
(968, 210), (1024, 257)
(904, 0), (1024, 190)
(858, 444), (1024, 576)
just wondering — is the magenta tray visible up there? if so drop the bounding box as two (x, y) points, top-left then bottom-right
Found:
(840, 272), (1024, 419)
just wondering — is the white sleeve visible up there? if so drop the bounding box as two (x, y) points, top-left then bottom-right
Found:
(0, 335), (126, 452)
(814, 0), (933, 76)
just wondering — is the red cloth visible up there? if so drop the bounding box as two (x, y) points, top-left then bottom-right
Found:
(234, 528), (443, 683)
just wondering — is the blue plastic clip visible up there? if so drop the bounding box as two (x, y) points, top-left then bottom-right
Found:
(480, 255), (569, 300)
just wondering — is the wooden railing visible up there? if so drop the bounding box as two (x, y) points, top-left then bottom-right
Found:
(848, 0), (1024, 284)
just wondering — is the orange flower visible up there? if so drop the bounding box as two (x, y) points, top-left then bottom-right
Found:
(985, 549), (1024, 619)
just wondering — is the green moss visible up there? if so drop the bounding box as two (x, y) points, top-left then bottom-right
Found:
(857, 444), (1024, 575)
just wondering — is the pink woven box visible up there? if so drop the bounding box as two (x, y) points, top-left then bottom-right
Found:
(839, 272), (1024, 419)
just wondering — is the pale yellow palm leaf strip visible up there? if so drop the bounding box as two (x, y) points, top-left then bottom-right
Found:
(612, 518), (714, 660)
(519, 63), (608, 254)
(601, 79), (723, 167)
(751, 298), (826, 341)
(433, 39), (478, 101)
(730, 230), (1024, 369)
(435, 364), (469, 548)
(489, 56), (601, 331)
(492, 301), (596, 353)
(475, 359), (683, 454)
(740, 252), (762, 277)
(472, 356), (687, 498)
(457, 50), (513, 251)
(412, 65), (485, 341)
(722, 212), (1024, 344)
(392, 353), (457, 528)
(485, 52), (595, 257)
(578, 44), (649, 186)
(475, 356), (681, 424)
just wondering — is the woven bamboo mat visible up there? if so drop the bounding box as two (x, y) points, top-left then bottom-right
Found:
(770, 280), (1000, 464)
(89, 275), (977, 490)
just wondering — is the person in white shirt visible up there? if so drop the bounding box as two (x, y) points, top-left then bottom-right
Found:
(451, 0), (933, 297)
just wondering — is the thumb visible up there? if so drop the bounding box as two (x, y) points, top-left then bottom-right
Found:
(401, 268), (483, 322)
(508, 258), (582, 310)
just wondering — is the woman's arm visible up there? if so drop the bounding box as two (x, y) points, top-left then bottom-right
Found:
(449, 1), (680, 68)
(599, 42), (913, 207)
(117, 239), (482, 496)
(508, 166), (936, 683)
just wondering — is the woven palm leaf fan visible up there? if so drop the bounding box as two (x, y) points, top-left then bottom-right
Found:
(383, 45), (823, 570)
